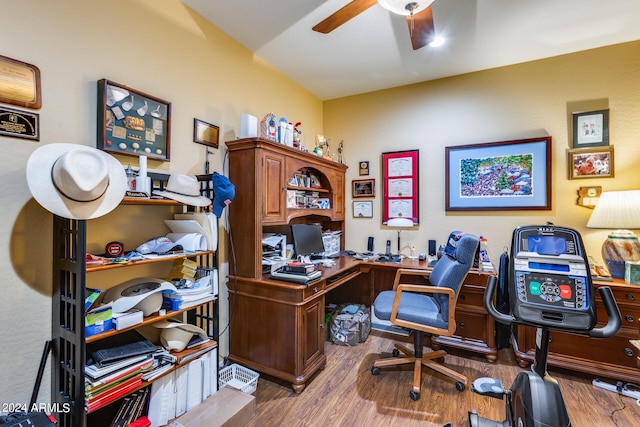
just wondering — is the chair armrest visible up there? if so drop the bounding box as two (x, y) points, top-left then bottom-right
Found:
(389, 283), (456, 335)
(391, 268), (432, 291)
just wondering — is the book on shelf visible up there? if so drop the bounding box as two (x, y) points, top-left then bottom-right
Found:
(85, 369), (144, 398)
(85, 354), (153, 380)
(86, 376), (142, 412)
(283, 262), (316, 274)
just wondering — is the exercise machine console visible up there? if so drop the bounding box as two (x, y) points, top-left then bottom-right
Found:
(469, 224), (621, 427)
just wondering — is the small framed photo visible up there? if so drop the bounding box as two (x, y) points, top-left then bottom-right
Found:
(568, 146), (614, 179)
(572, 109), (609, 148)
(353, 200), (373, 218)
(352, 179), (375, 198)
(193, 118), (219, 148)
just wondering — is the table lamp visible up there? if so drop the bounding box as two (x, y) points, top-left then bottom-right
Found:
(586, 190), (640, 279)
(387, 217), (415, 256)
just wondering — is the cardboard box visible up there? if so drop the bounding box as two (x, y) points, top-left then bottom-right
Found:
(170, 386), (255, 427)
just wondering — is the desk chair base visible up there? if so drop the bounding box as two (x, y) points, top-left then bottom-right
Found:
(371, 332), (467, 401)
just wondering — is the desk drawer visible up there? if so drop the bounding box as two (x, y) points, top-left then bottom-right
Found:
(454, 311), (490, 343)
(548, 330), (640, 370)
(304, 281), (325, 299)
(457, 285), (485, 307)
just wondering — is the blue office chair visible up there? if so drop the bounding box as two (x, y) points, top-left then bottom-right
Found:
(371, 232), (480, 401)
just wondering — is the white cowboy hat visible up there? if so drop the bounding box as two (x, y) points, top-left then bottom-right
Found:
(153, 174), (211, 207)
(153, 320), (209, 352)
(26, 143), (127, 220)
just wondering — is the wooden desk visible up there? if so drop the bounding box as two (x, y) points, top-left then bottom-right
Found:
(227, 257), (495, 392)
(512, 277), (640, 383)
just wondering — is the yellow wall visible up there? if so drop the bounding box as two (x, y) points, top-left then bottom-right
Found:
(324, 41), (640, 262)
(0, 0), (322, 405)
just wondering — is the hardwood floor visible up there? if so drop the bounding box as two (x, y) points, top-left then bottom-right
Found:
(242, 330), (640, 426)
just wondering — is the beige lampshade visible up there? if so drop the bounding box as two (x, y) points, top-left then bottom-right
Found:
(586, 190), (640, 278)
(586, 190), (640, 229)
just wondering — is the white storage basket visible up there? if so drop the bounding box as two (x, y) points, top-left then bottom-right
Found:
(218, 363), (260, 394)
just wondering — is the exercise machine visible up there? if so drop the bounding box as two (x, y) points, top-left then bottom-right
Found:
(468, 224), (622, 427)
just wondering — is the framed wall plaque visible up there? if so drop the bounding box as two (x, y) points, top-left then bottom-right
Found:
(0, 105), (39, 140)
(0, 55), (41, 109)
(97, 79), (171, 161)
(352, 179), (375, 198)
(193, 118), (219, 148)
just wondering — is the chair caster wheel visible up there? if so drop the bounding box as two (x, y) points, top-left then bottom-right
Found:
(455, 381), (465, 392)
(410, 390), (420, 401)
(371, 366), (381, 375)
(392, 349), (400, 357)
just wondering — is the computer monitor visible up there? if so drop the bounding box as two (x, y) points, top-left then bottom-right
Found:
(290, 223), (325, 259)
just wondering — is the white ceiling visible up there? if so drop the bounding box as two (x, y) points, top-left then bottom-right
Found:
(181, 0), (640, 100)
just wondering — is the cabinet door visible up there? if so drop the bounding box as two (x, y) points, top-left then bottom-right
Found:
(332, 170), (345, 220)
(301, 296), (325, 374)
(263, 152), (286, 223)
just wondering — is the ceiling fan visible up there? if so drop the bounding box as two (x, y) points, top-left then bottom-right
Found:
(312, 0), (436, 50)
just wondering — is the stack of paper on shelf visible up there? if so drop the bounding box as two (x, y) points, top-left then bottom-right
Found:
(167, 212), (217, 251)
(84, 354), (154, 412)
(164, 268), (217, 310)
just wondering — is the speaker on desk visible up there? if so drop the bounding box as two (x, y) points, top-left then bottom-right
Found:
(428, 239), (436, 256)
(367, 236), (374, 253)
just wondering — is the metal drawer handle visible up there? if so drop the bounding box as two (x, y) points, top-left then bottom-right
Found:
(625, 315), (634, 323)
(625, 348), (634, 357)
(459, 322), (465, 328)
(313, 287), (318, 293)
(460, 294), (466, 301)
(627, 294), (635, 301)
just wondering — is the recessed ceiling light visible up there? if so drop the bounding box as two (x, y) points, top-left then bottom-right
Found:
(429, 36), (445, 47)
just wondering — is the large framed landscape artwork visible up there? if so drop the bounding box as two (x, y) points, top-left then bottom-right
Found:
(445, 137), (552, 211)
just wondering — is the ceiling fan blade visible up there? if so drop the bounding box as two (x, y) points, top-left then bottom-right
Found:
(313, 0), (378, 34)
(407, 6), (434, 50)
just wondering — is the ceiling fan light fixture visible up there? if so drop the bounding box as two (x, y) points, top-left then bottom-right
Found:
(377, 0), (434, 16)
(429, 36), (445, 47)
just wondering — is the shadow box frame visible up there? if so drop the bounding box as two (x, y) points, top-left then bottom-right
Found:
(445, 137), (552, 211)
(97, 79), (172, 161)
(568, 146), (615, 180)
(381, 149), (419, 224)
